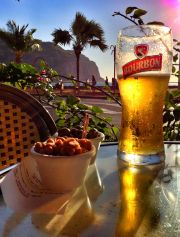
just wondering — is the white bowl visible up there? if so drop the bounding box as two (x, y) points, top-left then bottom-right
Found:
(30, 145), (96, 193)
(89, 132), (105, 164)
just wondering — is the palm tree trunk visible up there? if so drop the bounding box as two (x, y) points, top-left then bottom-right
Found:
(178, 53), (180, 90)
(15, 51), (22, 63)
(76, 53), (80, 90)
(74, 45), (82, 94)
(75, 51), (81, 94)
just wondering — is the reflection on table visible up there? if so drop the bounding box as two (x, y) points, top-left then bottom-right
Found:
(116, 162), (164, 237)
(31, 163), (103, 236)
(0, 143), (179, 237)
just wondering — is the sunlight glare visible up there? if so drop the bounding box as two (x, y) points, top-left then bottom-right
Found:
(162, 0), (180, 6)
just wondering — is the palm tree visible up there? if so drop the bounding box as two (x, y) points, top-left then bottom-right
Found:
(52, 12), (108, 90)
(0, 20), (40, 63)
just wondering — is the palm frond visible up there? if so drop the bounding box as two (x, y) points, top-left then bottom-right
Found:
(0, 31), (15, 48)
(6, 20), (16, 33)
(70, 12), (107, 50)
(85, 20), (104, 39)
(52, 28), (72, 45)
(28, 28), (36, 35)
(71, 12), (88, 37)
(0, 20), (38, 54)
(19, 24), (29, 35)
(89, 39), (108, 52)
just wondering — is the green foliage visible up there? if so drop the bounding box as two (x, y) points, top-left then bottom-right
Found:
(91, 106), (103, 114)
(173, 54), (178, 62)
(0, 61), (57, 102)
(0, 61), (119, 141)
(55, 95), (118, 141)
(132, 9), (147, 19)
(147, 21), (165, 26)
(0, 62), (37, 88)
(125, 7), (138, 15)
(114, 6), (164, 26)
(163, 90), (180, 140)
(0, 20), (40, 63)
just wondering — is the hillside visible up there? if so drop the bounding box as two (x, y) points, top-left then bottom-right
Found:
(0, 40), (104, 82)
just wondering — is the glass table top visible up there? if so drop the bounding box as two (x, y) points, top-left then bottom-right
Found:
(0, 143), (179, 237)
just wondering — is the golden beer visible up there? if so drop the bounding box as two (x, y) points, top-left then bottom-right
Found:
(118, 74), (169, 155)
(116, 25), (173, 164)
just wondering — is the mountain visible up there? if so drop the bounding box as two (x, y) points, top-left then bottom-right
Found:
(0, 40), (104, 82)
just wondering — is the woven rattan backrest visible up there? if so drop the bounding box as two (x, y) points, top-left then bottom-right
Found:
(0, 83), (57, 172)
(0, 100), (40, 169)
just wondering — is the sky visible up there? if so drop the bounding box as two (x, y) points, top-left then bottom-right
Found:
(0, 0), (180, 81)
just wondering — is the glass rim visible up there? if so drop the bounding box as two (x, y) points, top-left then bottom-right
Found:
(119, 24), (171, 38)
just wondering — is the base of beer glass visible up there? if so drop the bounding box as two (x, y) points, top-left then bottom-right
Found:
(117, 149), (165, 165)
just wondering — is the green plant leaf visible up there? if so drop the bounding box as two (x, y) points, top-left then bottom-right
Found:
(91, 106), (103, 114)
(70, 115), (81, 125)
(173, 53), (178, 62)
(125, 7), (138, 15)
(66, 95), (79, 105)
(104, 116), (112, 123)
(172, 66), (176, 73)
(163, 110), (174, 123)
(173, 107), (180, 121)
(138, 19), (144, 25)
(112, 126), (119, 135)
(21, 63), (36, 70)
(171, 90), (180, 98)
(39, 60), (47, 68)
(91, 116), (101, 125)
(56, 118), (66, 127)
(49, 68), (59, 77)
(164, 92), (175, 108)
(58, 99), (67, 107)
(77, 103), (89, 110)
(147, 21), (164, 26)
(132, 9), (147, 19)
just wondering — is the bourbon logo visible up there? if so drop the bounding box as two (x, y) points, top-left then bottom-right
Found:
(134, 44), (149, 59)
(122, 44), (162, 77)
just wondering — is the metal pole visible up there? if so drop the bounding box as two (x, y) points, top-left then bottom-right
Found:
(178, 53), (180, 90)
(110, 45), (116, 79)
(114, 46), (116, 79)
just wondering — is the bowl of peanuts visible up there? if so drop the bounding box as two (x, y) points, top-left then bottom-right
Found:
(58, 127), (105, 165)
(30, 137), (96, 193)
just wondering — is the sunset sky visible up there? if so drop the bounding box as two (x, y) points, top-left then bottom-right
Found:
(0, 0), (180, 81)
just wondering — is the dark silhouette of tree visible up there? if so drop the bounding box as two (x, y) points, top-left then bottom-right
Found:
(0, 20), (40, 63)
(52, 12), (108, 90)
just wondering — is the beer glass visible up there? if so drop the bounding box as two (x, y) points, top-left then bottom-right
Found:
(116, 25), (173, 165)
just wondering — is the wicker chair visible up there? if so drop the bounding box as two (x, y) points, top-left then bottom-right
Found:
(0, 83), (57, 174)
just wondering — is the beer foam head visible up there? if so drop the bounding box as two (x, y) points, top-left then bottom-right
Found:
(117, 72), (170, 79)
(116, 25), (173, 77)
